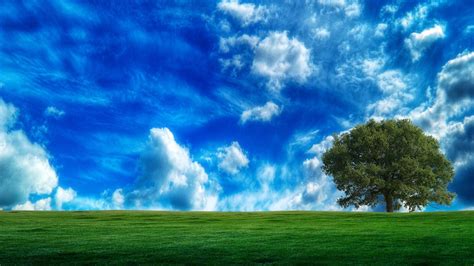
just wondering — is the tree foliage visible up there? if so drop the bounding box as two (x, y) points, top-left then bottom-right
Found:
(322, 119), (455, 212)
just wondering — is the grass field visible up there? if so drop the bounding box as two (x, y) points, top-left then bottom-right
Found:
(0, 211), (473, 264)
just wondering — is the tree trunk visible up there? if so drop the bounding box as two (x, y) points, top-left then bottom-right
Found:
(385, 193), (394, 212)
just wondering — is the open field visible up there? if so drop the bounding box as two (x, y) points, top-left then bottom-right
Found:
(0, 211), (473, 264)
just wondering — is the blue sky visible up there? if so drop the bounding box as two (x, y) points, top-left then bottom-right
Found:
(0, 0), (473, 211)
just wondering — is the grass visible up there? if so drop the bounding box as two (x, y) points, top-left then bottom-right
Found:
(0, 211), (473, 264)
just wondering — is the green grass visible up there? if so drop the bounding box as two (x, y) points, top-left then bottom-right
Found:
(0, 211), (473, 264)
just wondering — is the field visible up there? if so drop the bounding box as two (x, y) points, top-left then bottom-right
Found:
(0, 211), (473, 264)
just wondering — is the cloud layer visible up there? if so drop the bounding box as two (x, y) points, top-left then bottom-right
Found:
(1, 1), (473, 211)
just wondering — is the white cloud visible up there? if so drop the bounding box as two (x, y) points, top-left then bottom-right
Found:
(375, 23), (388, 37)
(257, 164), (275, 192)
(112, 188), (124, 208)
(252, 31), (312, 90)
(129, 128), (217, 210)
(318, 0), (346, 7)
(13, 197), (52, 211)
(55, 187), (77, 209)
(217, 141), (249, 175)
(240, 101), (281, 124)
(313, 27), (331, 40)
(381, 4), (398, 15)
(344, 3), (361, 17)
(308, 135), (334, 155)
(318, 0), (361, 17)
(398, 4), (429, 30)
(219, 34), (259, 53)
(359, 57), (414, 118)
(0, 99), (17, 129)
(376, 70), (407, 94)
(405, 24), (445, 61)
(217, 134), (343, 211)
(217, 0), (269, 26)
(44, 106), (65, 119)
(0, 99), (58, 209)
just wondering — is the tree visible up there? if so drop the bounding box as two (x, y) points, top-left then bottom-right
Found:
(322, 119), (455, 212)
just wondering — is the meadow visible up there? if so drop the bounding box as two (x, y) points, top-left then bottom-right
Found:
(0, 211), (473, 264)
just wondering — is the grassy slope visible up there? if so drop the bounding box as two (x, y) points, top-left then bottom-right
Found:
(0, 211), (473, 265)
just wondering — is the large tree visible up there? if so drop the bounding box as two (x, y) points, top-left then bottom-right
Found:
(322, 119), (454, 212)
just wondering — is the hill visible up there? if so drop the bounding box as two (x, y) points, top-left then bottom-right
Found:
(1, 211), (473, 264)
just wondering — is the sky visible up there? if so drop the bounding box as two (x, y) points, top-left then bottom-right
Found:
(0, 0), (473, 211)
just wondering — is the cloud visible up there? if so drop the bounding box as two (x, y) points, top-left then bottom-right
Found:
(257, 164), (275, 192)
(128, 128), (217, 210)
(318, 0), (346, 7)
(218, 134), (342, 211)
(374, 23), (388, 37)
(240, 101), (281, 124)
(112, 188), (125, 208)
(55, 187), (77, 209)
(443, 116), (474, 204)
(313, 27), (331, 40)
(13, 197), (52, 211)
(358, 57), (414, 119)
(405, 24), (445, 61)
(376, 70), (407, 94)
(437, 51), (474, 105)
(317, 0), (361, 18)
(252, 31), (311, 90)
(44, 106), (65, 119)
(219, 34), (259, 53)
(217, 141), (249, 175)
(0, 99), (17, 129)
(217, 0), (269, 26)
(409, 51), (474, 137)
(0, 99), (58, 209)
(344, 3), (361, 17)
(218, 34), (259, 74)
(367, 70), (414, 117)
(404, 52), (474, 205)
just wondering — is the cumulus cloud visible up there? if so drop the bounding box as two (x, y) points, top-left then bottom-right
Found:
(44, 106), (65, 119)
(252, 31), (311, 90)
(129, 128), (217, 210)
(112, 188), (125, 208)
(55, 187), (77, 209)
(442, 116), (474, 204)
(217, 0), (269, 26)
(405, 25), (445, 61)
(217, 141), (249, 175)
(409, 51), (474, 137)
(437, 51), (474, 106)
(240, 101), (281, 124)
(0, 99), (58, 209)
(13, 197), (52, 211)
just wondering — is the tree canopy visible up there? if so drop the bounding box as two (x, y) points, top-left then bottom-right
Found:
(322, 119), (455, 212)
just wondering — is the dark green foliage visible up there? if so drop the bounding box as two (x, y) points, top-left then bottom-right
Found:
(322, 119), (455, 212)
(0, 211), (473, 264)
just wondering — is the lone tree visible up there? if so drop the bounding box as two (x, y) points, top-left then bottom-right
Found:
(322, 119), (454, 212)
